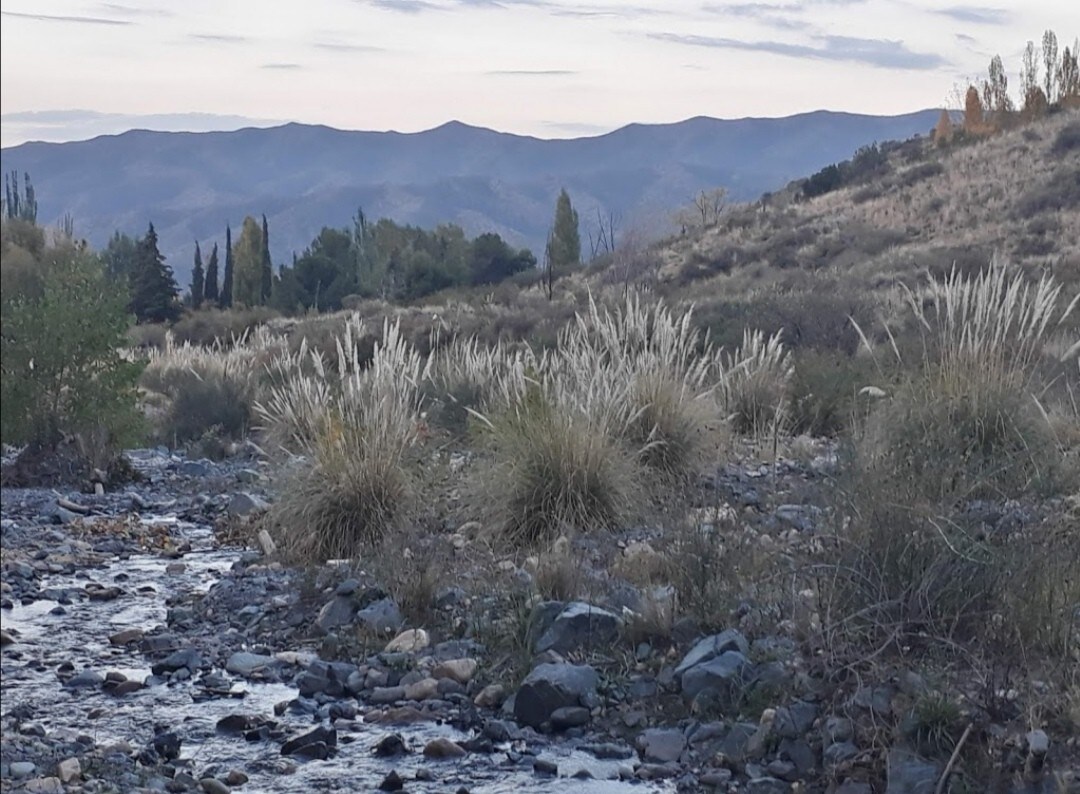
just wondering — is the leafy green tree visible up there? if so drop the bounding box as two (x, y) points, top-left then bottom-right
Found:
(232, 215), (263, 306)
(190, 241), (205, 308)
(221, 224), (234, 308)
(470, 232), (535, 285)
(204, 242), (220, 304)
(545, 188), (581, 275)
(261, 214), (273, 304)
(103, 231), (139, 283)
(129, 223), (180, 324)
(1, 242), (143, 448)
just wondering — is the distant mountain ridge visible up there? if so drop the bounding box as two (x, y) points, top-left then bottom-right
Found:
(0, 110), (944, 283)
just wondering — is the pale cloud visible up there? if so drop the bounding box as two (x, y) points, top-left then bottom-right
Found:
(934, 6), (1010, 25)
(1, 10), (131, 25)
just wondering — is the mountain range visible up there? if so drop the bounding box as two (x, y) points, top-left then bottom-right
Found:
(1, 109), (944, 283)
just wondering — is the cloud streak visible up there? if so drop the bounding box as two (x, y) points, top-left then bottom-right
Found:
(189, 33), (248, 43)
(933, 6), (1009, 25)
(1, 10), (131, 25)
(486, 69), (577, 75)
(649, 32), (947, 69)
(704, 3), (812, 32)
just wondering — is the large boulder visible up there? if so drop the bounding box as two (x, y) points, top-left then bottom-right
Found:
(534, 602), (622, 655)
(513, 663), (598, 728)
(315, 596), (356, 634)
(356, 598), (403, 634)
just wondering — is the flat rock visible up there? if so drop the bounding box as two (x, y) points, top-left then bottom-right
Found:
(680, 650), (750, 700)
(534, 602), (622, 655)
(637, 728), (686, 763)
(225, 651), (278, 678)
(674, 629), (750, 678)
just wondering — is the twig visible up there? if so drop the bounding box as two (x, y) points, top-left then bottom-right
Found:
(935, 722), (974, 794)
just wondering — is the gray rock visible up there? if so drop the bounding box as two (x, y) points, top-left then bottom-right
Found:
(199, 779), (231, 794)
(336, 578), (360, 596)
(153, 647), (201, 675)
(64, 669), (104, 689)
(10, 762), (36, 778)
(778, 738), (816, 777)
(179, 460), (210, 477)
(356, 598), (403, 634)
(225, 651), (278, 678)
(674, 629), (750, 678)
(316, 596), (356, 633)
(514, 663), (598, 728)
(824, 741), (859, 766)
(370, 686), (406, 704)
(534, 601), (622, 654)
(774, 504), (820, 532)
(228, 492), (267, 517)
(885, 748), (941, 794)
(550, 706), (591, 730)
(681, 650), (751, 700)
(746, 777), (792, 794)
(824, 716), (854, 743)
(637, 728), (686, 763)
(773, 701), (819, 739)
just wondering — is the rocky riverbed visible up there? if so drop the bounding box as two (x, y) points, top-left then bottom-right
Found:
(2, 447), (1077, 794)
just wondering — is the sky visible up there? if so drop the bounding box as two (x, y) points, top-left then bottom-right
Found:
(1, 0), (1076, 147)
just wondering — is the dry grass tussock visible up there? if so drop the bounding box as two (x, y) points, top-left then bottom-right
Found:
(822, 263), (1080, 662)
(470, 296), (790, 544)
(140, 328), (286, 443)
(256, 317), (425, 560)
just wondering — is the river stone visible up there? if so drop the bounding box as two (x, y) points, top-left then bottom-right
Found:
(824, 741), (859, 766)
(680, 651), (751, 700)
(637, 728), (687, 763)
(534, 602), (622, 655)
(423, 737), (467, 759)
(371, 686), (406, 704)
(385, 628), (430, 653)
(152, 647), (202, 675)
(675, 629), (750, 677)
(179, 460), (210, 477)
(746, 778), (793, 794)
(357, 598), (403, 634)
(56, 758), (81, 783)
(0, 630), (15, 646)
(64, 670), (104, 689)
(885, 748), (941, 794)
(432, 658), (477, 685)
(108, 628), (143, 645)
(474, 684), (506, 708)
(10, 761), (35, 778)
(403, 678), (439, 701)
(550, 706), (591, 730)
(375, 734), (409, 757)
(281, 726), (336, 758)
(225, 651), (278, 677)
(316, 596), (356, 633)
(514, 663), (599, 728)
(199, 779), (231, 794)
(23, 779), (63, 794)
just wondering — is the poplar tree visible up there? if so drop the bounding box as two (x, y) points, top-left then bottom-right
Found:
(545, 188), (581, 275)
(190, 241), (205, 308)
(221, 224), (234, 308)
(204, 243), (220, 304)
(260, 214), (273, 304)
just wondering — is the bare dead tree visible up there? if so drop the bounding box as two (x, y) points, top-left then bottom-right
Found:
(587, 207), (619, 261)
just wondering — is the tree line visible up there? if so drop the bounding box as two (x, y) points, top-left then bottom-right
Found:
(95, 187), (583, 324)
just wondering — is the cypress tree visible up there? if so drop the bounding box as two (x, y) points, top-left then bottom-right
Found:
(260, 214), (273, 305)
(545, 188), (581, 275)
(190, 242), (205, 309)
(129, 222), (180, 324)
(204, 243), (220, 304)
(221, 224), (234, 308)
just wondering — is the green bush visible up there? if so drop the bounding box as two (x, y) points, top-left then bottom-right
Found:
(1, 243), (143, 449)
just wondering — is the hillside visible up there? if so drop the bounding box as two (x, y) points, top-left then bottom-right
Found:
(659, 109), (1080, 298)
(0, 110), (944, 283)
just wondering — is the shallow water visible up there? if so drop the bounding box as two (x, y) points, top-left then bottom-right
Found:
(1, 513), (673, 793)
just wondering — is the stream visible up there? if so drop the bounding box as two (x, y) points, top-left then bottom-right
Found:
(1, 465), (674, 793)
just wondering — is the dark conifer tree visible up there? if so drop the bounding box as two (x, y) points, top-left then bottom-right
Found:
(260, 214), (273, 305)
(129, 223), (180, 323)
(221, 224), (234, 308)
(204, 243), (220, 304)
(190, 242), (205, 308)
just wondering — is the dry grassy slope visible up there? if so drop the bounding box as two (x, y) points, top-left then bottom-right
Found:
(658, 109), (1080, 298)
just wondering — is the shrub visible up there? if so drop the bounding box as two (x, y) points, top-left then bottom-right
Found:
(1, 243), (143, 451)
(259, 318), (424, 560)
(159, 370), (252, 444)
(788, 350), (881, 437)
(1051, 121), (1080, 156)
(170, 306), (279, 346)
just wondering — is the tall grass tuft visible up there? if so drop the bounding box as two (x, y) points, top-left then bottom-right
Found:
(257, 317), (424, 560)
(722, 328), (794, 437)
(822, 262), (1079, 659)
